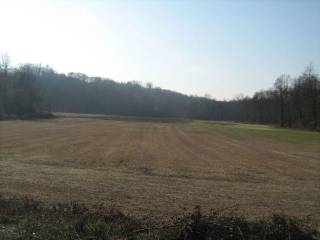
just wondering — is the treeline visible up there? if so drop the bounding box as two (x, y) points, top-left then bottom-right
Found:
(0, 56), (42, 117)
(227, 70), (320, 129)
(0, 55), (319, 129)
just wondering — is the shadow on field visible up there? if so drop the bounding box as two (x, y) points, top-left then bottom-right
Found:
(0, 112), (55, 121)
(0, 196), (318, 240)
(54, 112), (191, 123)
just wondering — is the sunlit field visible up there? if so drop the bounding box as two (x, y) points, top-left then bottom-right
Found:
(1, 116), (319, 222)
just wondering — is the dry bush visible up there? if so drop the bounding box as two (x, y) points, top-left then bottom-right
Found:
(0, 197), (318, 240)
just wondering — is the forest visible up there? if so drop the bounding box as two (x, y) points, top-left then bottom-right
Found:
(0, 55), (319, 129)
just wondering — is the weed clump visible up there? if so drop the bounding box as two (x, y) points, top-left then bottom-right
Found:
(0, 197), (318, 240)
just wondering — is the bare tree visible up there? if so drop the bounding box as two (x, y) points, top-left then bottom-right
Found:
(301, 64), (319, 129)
(0, 53), (11, 115)
(0, 52), (11, 75)
(274, 75), (290, 127)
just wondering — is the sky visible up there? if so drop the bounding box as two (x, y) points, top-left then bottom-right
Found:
(0, 0), (319, 100)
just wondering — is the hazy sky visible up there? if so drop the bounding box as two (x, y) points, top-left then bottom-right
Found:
(1, 0), (319, 99)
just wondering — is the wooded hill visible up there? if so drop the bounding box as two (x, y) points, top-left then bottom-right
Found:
(0, 56), (319, 129)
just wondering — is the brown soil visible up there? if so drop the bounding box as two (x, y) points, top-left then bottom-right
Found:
(0, 118), (319, 221)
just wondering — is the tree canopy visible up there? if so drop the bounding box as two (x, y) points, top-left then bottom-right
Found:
(0, 57), (319, 129)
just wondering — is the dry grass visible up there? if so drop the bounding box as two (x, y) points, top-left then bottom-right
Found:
(1, 196), (318, 240)
(0, 117), (319, 222)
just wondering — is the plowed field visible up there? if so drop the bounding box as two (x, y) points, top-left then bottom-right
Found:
(1, 117), (319, 220)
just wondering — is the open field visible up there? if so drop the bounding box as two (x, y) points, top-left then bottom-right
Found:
(0, 117), (319, 222)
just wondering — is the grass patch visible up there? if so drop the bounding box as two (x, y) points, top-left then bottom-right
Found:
(192, 121), (320, 144)
(0, 197), (318, 240)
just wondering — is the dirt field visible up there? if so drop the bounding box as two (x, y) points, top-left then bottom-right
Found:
(0, 117), (319, 221)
